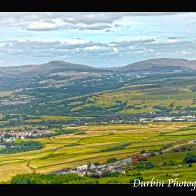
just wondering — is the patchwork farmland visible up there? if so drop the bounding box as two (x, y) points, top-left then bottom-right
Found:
(0, 122), (195, 183)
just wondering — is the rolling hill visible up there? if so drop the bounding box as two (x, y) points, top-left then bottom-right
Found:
(1, 58), (196, 79)
(114, 58), (196, 74)
(0, 58), (195, 184)
(0, 57), (195, 95)
(0, 60), (101, 79)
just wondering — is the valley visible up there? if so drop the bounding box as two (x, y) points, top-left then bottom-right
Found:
(0, 58), (195, 184)
(0, 122), (195, 183)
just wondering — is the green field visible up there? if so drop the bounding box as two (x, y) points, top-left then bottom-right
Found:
(69, 83), (196, 114)
(0, 122), (195, 183)
(41, 115), (72, 121)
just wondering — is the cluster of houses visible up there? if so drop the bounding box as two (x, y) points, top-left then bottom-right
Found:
(53, 152), (154, 177)
(131, 153), (153, 163)
(86, 114), (196, 126)
(0, 129), (52, 142)
(140, 115), (196, 123)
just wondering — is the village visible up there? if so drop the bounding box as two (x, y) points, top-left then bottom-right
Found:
(140, 114), (196, 123)
(52, 152), (154, 177)
(0, 114), (195, 143)
(87, 114), (196, 126)
(0, 129), (52, 143)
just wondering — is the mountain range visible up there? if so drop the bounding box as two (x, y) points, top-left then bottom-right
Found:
(113, 58), (196, 73)
(0, 58), (196, 79)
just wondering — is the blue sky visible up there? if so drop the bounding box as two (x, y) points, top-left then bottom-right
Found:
(0, 12), (196, 67)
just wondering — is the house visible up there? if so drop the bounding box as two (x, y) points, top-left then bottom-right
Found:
(131, 155), (140, 163)
(116, 168), (126, 174)
(0, 145), (6, 149)
(185, 115), (196, 121)
(185, 115), (195, 119)
(76, 164), (96, 172)
(173, 117), (185, 121)
(153, 117), (174, 122)
(141, 152), (153, 159)
(131, 152), (153, 163)
(77, 171), (87, 177)
(76, 165), (88, 171)
(96, 170), (103, 176)
(139, 118), (152, 122)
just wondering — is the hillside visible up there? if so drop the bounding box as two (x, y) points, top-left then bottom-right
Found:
(0, 58), (196, 184)
(1, 58), (196, 79)
(114, 58), (196, 74)
(1, 61), (101, 79)
(0, 61), (107, 90)
(0, 58), (196, 117)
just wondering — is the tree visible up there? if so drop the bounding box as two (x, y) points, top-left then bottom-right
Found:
(169, 103), (174, 108)
(94, 162), (100, 166)
(11, 173), (99, 184)
(101, 171), (119, 177)
(106, 158), (117, 163)
(145, 161), (154, 169)
(183, 154), (196, 163)
(188, 163), (192, 167)
(140, 150), (146, 154)
(162, 161), (167, 166)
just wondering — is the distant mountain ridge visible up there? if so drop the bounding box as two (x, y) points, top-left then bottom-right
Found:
(0, 58), (196, 79)
(0, 61), (100, 78)
(113, 58), (196, 73)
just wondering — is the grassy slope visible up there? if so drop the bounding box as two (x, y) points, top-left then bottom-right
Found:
(69, 82), (196, 114)
(98, 144), (196, 184)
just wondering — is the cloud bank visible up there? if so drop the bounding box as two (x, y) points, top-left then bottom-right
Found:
(0, 12), (196, 67)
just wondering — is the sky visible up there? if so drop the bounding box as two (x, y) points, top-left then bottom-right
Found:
(0, 12), (196, 68)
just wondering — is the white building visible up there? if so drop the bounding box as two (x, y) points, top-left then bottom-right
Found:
(154, 117), (174, 122)
(76, 164), (96, 172)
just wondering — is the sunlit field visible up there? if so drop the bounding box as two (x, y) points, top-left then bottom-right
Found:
(0, 122), (195, 183)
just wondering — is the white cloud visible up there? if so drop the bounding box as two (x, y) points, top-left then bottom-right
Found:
(113, 48), (118, 52)
(110, 36), (156, 47)
(116, 36), (156, 43)
(0, 12), (121, 31)
(76, 23), (111, 30)
(0, 12), (196, 67)
(83, 45), (106, 51)
(26, 18), (65, 31)
(1, 37), (196, 66)
(26, 21), (60, 31)
(64, 39), (88, 45)
(0, 12), (191, 31)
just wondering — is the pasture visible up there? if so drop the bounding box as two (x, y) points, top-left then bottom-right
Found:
(69, 82), (196, 114)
